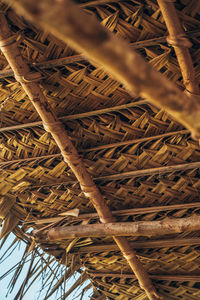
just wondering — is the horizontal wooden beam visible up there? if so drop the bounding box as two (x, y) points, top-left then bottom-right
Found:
(83, 129), (189, 152)
(130, 29), (200, 49)
(47, 215), (200, 240)
(0, 54), (85, 78)
(76, 237), (200, 252)
(80, 0), (125, 7)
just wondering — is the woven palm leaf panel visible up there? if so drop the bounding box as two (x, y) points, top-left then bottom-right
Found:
(0, 0), (200, 299)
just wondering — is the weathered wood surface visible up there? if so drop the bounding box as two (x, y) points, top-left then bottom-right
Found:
(48, 215), (200, 240)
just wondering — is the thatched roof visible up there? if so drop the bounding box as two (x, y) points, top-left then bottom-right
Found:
(0, 0), (200, 299)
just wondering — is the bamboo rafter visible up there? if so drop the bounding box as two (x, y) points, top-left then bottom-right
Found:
(0, 129), (190, 166)
(3, 0), (200, 140)
(0, 13), (160, 300)
(157, 0), (199, 95)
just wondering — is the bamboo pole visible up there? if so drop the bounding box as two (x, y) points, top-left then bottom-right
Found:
(157, 0), (199, 95)
(3, 0), (200, 140)
(0, 14), (159, 300)
(47, 215), (200, 240)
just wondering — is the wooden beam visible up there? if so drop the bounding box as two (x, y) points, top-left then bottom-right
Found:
(130, 29), (200, 49)
(80, 0), (123, 7)
(47, 215), (200, 240)
(83, 129), (189, 152)
(0, 13), (159, 300)
(4, 0), (200, 140)
(157, 0), (199, 95)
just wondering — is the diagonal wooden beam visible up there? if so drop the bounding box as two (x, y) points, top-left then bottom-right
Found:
(0, 13), (159, 300)
(157, 0), (199, 95)
(3, 0), (200, 140)
(80, 0), (123, 7)
(47, 215), (200, 240)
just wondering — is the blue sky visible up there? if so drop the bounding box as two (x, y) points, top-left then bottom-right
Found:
(0, 233), (92, 300)
(0, 233), (42, 300)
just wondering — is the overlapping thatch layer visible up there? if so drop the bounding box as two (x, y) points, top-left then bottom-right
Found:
(0, 0), (200, 299)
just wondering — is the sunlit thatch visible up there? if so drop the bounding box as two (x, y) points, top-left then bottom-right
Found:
(0, 0), (200, 299)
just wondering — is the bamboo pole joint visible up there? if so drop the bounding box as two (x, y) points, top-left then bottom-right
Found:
(166, 34), (192, 48)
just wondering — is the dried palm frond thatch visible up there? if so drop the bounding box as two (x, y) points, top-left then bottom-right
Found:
(0, 0), (200, 299)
